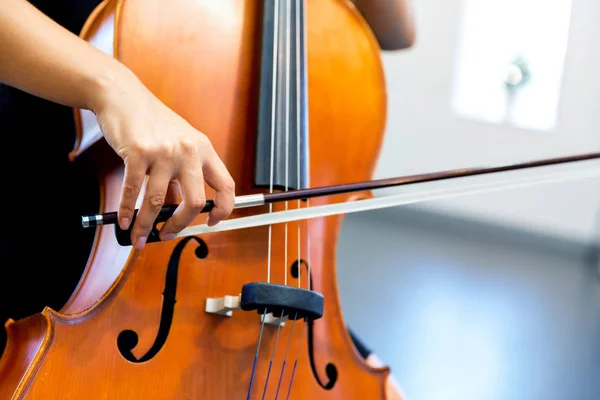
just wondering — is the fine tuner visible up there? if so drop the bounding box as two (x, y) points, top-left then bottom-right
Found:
(82, 151), (600, 246)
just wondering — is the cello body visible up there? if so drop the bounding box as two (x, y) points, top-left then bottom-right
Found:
(0, 0), (389, 398)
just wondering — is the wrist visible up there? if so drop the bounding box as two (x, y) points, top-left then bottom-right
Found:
(86, 62), (140, 113)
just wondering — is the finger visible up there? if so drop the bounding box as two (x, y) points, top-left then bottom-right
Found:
(165, 180), (180, 205)
(159, 167), (206, 240)
(132, 163), (173, 249)
(119, 156), (147, 231)
(202, 154), (235, 226)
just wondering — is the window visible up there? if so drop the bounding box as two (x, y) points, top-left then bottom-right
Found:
(451, 0), (573, 132)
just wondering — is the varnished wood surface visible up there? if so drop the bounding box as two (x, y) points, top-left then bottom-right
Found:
(0, 0), (389, 398)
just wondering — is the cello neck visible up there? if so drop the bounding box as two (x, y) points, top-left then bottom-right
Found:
(254, 0), (310, 192)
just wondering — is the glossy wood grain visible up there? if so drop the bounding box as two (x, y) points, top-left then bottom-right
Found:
(0, 0), (389, 398)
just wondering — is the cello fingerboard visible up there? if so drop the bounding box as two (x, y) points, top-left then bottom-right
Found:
(254, 0), (310, 192)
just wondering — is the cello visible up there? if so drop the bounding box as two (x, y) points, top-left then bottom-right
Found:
(0, 0), (392, 398)
(3, 0), (600, 398)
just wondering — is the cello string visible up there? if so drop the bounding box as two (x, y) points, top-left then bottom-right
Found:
(277, 5), (304, 398)
(285, 319), (308, 400)
(274, 312), (298, 399)
(274, 4), (303, 398)
(267, 0), (281, 285)
(285, 4), (306, 398)
(284, 0), (291, 287)
(247, 311), (268, 399)
(262, 309), (286, 399)
(297, 0), (311, 288)
(247, 0), (281, 396)
(294, 0), (310, 292)
(307, 222), (311, 291)
(262, 3), (293, 397)
(176, 166), (600, 237)
(296, 0), (302, 291)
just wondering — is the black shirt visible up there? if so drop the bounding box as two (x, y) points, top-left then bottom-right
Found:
(0, 0), (101, 354)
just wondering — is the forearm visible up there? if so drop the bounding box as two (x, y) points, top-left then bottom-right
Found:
(353, 0), (416, 50)
(0, 0), (131, 112)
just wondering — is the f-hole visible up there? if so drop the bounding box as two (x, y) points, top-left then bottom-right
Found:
(290, 260), (338, 390)
(117, 236), (208, 363)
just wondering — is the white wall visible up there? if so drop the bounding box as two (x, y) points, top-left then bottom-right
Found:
(373, 0), (600, 244)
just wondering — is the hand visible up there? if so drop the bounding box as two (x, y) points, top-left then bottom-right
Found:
(0, 0), (234, 249)
(93, 70), (235, 250)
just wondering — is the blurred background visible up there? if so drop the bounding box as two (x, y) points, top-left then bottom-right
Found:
(336, 0), (600, 399)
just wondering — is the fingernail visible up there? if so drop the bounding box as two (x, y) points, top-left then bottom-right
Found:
(135, 236), (147, 250)
(120, 217), (130, 230)
(206, 216), (214, 226)
(160, 232), (176, 241)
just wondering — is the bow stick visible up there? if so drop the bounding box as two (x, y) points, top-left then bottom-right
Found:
(81, 152), (600, 243)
